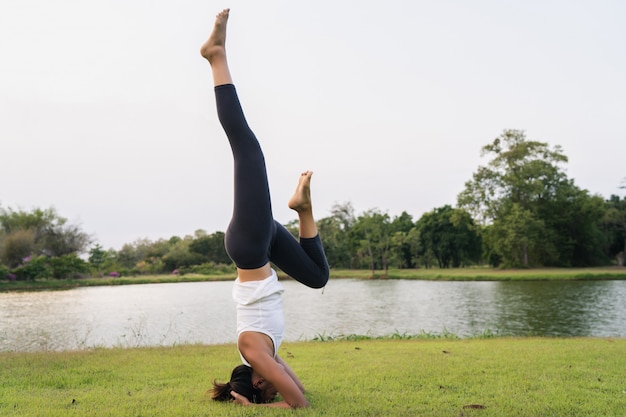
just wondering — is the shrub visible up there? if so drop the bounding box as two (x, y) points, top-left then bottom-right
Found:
(0, 229), (36, 267)
(0, 264), (9, 280)
(179, 262), (235, 276)
(48, 254), (90, 279)
(162, 251), (206, 272)
(11, 255), (50, 280)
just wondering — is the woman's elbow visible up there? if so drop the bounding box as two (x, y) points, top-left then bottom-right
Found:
(290, 399), (310, 409)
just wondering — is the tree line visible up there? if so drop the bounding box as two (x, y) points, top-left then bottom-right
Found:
(2, 130), (625, 280)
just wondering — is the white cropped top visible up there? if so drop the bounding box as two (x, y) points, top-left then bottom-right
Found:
(232, 269), (285, 367)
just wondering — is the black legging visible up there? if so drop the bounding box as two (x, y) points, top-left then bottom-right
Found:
(215, 84), (329, 289)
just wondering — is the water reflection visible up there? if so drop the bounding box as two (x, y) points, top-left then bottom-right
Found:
(0, 279), (624, 352)
(489, 281), (625, 337)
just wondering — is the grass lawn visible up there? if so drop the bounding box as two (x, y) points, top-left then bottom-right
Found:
(331, 266), (626, 281)
(1, 338), (624, 416)
(2, 267), (625, 292)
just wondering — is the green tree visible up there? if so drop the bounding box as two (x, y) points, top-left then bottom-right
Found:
(116, 243), (142, 269)
(316, 202), (357, 269)
(416, 205), (481, 268)
(188, 231), (230, 264)
(48, 254), (90, 279)
(406, 227), (427, 268)
(458, 130), (568, 222)
(389, 212), (416, 268)
(0, 206), (91, 258)
(0, 263), (9, 280)
(0, 229), (36, 268)
(11, 255), (50, 281)
(603, 194), (626, 266)
(0, 207), (59, 233)
(117, 238), (171, 273)
(487, 203), (547, 267)
(543, 187), (607, 267)
(88, 244), (110, 276)
(458, 130), (605, 267)
(41, 223), (92, 257)
(162, 239), (205, 272)
(351, 209), (392, 275)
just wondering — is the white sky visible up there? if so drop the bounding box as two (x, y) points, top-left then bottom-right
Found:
(1, 0), (625, 250)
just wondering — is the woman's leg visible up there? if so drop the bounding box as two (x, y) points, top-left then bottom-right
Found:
(269, 172), (329, 289)
(201, 9), (273, 280)
(200, 9), (232, 87)
(201, 10), (329, 286)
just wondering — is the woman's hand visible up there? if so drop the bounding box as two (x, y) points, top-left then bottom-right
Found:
(230, 391), (250, 406)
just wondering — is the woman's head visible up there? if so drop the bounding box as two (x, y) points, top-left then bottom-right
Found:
(211, 364), (263, 403)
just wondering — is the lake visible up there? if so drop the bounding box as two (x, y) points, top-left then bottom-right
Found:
(1, 279), (625, 351)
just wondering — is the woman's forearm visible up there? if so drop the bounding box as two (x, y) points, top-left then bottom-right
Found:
(275, 355), (306, 393)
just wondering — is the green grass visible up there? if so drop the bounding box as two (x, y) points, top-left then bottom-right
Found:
(2, 266), (625, 292)
(1, 338), (624, 416)
(0, 273), (228, 292)
(346, 266), (626, 281)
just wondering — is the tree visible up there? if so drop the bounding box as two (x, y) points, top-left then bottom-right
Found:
(406, 227), (427, 268)
(603, 194), (626, 266)
(416, 205), (481, 268)
(487, 203), (547, 267)
(351, 209), (392, 275)
(0, 229), (36, 268)
(389, 212), (416, 268)
(114, 238), (169, 273)
(543, 187), (607, 267)
(188, 231), (230, 264)
(458, 130), (569, 220)
(0, 206), (91, 259)
(88, 244), (110, 276)
(458, 130), (605, 267)
(162, 239), (206, 272)
(40, 223), (92, 257)
(315, 202), (357, 269)
(0, 207), (59, 233)
(48, 254), (90, 279)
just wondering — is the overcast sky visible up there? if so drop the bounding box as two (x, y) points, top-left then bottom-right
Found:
(1, 0), (624, 250)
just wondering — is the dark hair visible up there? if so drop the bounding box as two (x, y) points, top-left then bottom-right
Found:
(211, 364), (263, 404)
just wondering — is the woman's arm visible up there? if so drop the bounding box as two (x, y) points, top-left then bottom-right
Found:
(230, 391), (296, 409)
(275, 355), (305, 393)
(237, 332), (309, 408)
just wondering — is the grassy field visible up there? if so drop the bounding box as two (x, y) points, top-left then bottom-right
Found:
(2, 266), (625, 292)
(330, 266), (626, 281)
(0, 338), (624, 416)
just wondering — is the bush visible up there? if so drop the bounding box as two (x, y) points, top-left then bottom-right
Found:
(48, 254), (90, 279)
(0, 264), (9, 280)
(0, 229), (36, 268)
(179, 262), (235, 276)
(11, 255), (50, 280)
(162, 251), (207, 272)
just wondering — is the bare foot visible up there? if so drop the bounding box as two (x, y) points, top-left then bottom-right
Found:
(200, 8), (230, 63)
(288, 171), (314, 213)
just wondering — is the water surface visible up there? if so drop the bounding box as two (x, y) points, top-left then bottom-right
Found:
(1, 279), (624, 351)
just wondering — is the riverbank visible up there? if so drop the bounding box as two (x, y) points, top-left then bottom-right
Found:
(2, 267), (626, 292)
(1, 338), (623, 416)
(1, 266), (625, 292)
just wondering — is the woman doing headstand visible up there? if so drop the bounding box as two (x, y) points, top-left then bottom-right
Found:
(200, 9), (329, 409)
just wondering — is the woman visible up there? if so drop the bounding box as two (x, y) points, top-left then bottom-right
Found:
(200, 9), (329, 409)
